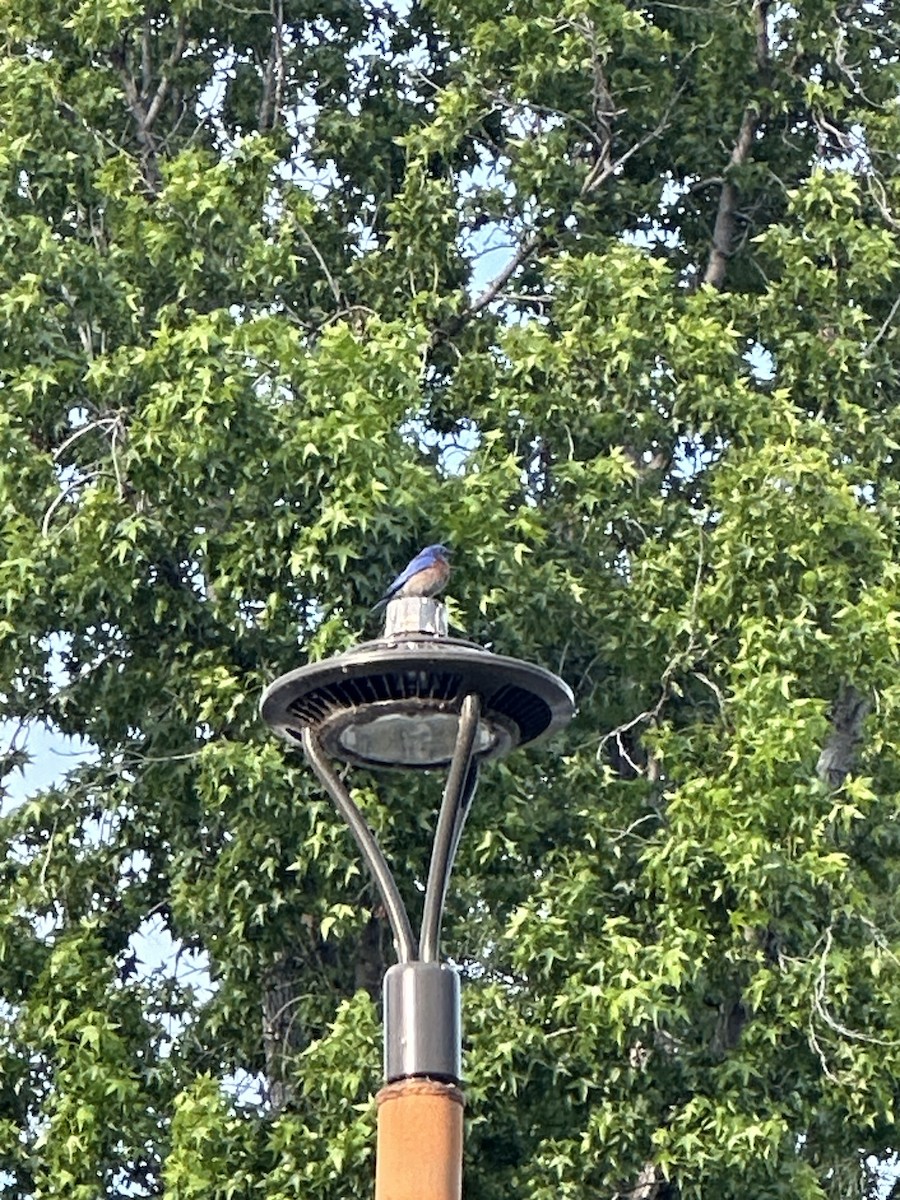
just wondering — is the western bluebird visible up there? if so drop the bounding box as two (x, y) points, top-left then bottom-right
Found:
(372, 544), (451, 610)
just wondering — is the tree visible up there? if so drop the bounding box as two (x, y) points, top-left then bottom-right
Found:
(1, 0), (900, 1196)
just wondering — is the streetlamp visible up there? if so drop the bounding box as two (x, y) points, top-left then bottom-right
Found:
(261, 596), (574, 1200)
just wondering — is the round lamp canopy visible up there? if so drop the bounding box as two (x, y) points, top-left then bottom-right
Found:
(261, 634), (574, 771)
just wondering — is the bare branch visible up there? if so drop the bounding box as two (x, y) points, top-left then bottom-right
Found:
(463, 91), (680, 325)
(117, 67), (163, 191)
(866, 171), (900, 233)
(273, 0), (285, 129)
(608, 813), (660, 845)
(703, 108), (758, 288)
(702, 1), (770, 288)
(567, 15), (616, 187)
(53, 417), (118, 462)
(258, 0), (285, 131)
(486, 91), (614, 158)
(141, 15), (152, 97)
(465, 232), (543, 320)
(41, 471), (101, 537)
(115, 15), (188, 192)
(808, 927), (900, 1081)
(296, 225), (343, 307)
(144, 18), (187, 131)
(863, 292), (900, 357)
(581, 104), (676, 197)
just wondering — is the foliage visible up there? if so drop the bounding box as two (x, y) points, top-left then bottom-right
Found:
(1, 1), (900, 1196)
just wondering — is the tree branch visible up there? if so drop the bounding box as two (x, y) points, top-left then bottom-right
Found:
(703, 108), (759, 288)
(466, 231), (543, 320)
(258, 0), (285, 132)
(141, 15), (152, 97)
(459, 87), (680, 329)
(144, 18), (187, 131)
(702, 1), (769, 289)
(863, 291), (900, 358)
(115, 15), (188, 193)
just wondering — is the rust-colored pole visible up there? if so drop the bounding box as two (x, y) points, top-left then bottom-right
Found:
(375, 1078), (464, 1200)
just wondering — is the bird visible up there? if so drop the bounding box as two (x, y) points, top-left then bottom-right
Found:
(372, 544), (451, 610)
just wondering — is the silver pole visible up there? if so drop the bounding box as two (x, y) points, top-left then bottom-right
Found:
(419, 694), (481, 964)
(383, 960), (461, 1083)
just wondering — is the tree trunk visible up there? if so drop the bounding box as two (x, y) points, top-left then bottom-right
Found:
(816, 683), (871, 788)
(262, 954), (304, 1113)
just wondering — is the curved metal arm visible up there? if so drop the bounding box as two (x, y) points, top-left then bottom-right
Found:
(420, 694), (481, 963)
(301, 728), (418, 963)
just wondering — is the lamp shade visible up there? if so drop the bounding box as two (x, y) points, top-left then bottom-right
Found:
(261, 634), (574, 771)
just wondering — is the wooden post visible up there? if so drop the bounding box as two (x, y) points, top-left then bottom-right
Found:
(374, 1078), (464, 1200)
